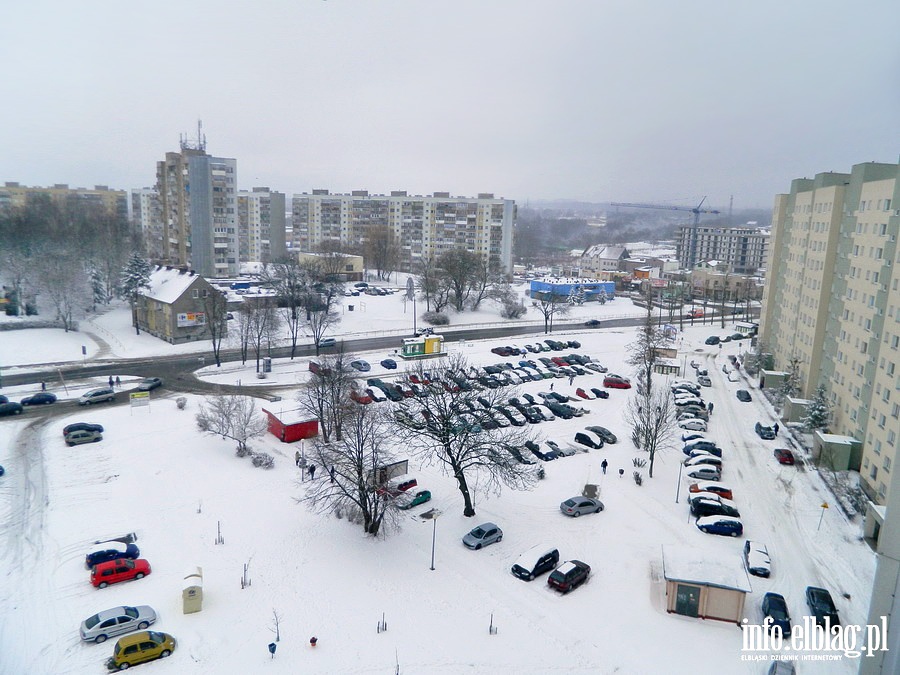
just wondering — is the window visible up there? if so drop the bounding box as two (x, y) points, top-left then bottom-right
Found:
(871, 465), (879, 481)
(886, 456), (893, 471)
(192, 290), (199, 299)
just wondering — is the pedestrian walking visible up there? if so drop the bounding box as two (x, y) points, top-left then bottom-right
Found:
(308, 464), (316, 480)
(601, 459), (608, 475)
(41, 381), (46, 391)
(295, 451), (301, 467)
(330, 466), (336, 483)
(115, 376), (121, 387)
(108, 375), (114, 388)
(707, 402), (714, 413)
(568, 374), (575, 386)
(550, 382), (554, 391)
(618, 468), (625, 478)
(774, 422), (779, 436)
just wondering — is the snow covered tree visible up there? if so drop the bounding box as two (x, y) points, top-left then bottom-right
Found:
(801, 384), (832, 432)
(566, 285), (586, 306)
(120, 252), (151, 335)
(531, 291), (571, 334)
(624, 384), (674, 479)
(196, 395), (267, 454)
(626, 294), (668, 393)
(89, 263), (106, 308)
(597, 289), (608, 305)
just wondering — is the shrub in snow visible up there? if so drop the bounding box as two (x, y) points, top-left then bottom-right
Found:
(423, 311), (449, 326)
(633, 471), (643, 486)
(236, 444), (253, 458)
(500, 300), (527, 319)
(632, 458), (647, 468)
(251, 452), (274, 469)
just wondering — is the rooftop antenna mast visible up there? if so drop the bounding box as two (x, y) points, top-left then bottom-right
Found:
(180, 119), (207, 152)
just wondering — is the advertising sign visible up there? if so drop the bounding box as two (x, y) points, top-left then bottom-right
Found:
(177, 312), (206, 327)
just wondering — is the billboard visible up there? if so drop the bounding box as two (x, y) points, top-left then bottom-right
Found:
(177, 312), (206, 327)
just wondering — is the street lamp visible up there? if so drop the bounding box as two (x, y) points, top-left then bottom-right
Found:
(420, 508), (441, 570)
(675, 462), (684, 503)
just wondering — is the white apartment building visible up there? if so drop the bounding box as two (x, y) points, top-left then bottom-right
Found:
(675, 225), (769, 274)
(131, 188), (162, 260)
(760, 160), (899, 504)
(291, 190), (515, 273)
(237, 187), (286, 264)
(156, 142), (239, 277)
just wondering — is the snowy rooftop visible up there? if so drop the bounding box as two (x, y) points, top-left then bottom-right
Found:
(262, 405), (317, 426)
(662, 545), (752, 593)
(142, 266), (203, 304)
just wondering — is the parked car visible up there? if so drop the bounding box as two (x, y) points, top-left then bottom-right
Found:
(603, 375), (631, 389)
(105, 630), (176, 671)
(85, 541), (140, 569)
(560, 496), (604, 517)
(504, 444), (537, 465)
(91, 558), (152, 588)
(350, 389), (373, 405)
(79, 388), (116, 406)
(688, 308), (704, 318)
(744, 540), (772, 578)
(695, 515), (743, 537)
(806, 586), (840, 626)
(574, 432), (602, 450)
(736, 389), (753, 402)
(585, 426), (617, 444)
(762, 593), (791, 635)
(21, 392), (58, 406)
(380, 358), (397, 370)
(704, 335), (720, 345)
(678, 418), (708, 432)
(574, 387), (595, 400)
(462, 522), (503, 550)
(690, 496), (740, 518)
(681, 431), (709, 443)
(66, 429), (103, 446)
(589, 387), (610, 399)
(548, 560), (591, 593)
(80, 605), (158, 643)
(684, 453), (723, 470)
(319, 337), (337, 348)
(685, 465), (722, 482)
(511, 545), (560, 581)
(755, 422), (777, 440)
(365, 387), (387, 403)
(584, 319), (602, 327)
(61, 422), (103, 437)
(350, 360), (371, 372)
(0, 402), (24, 416)
(689, 481), (733, 499)
(682, 440), (722, 456)
(774, 448), (796, 465)
(0, 465), (5, 476)
(546, 439), (575, 457)
(136, 377), (163, 392)
(395, 489), (432, 510)
(697, 376), (712, 387)
(525, 440), (558, 461)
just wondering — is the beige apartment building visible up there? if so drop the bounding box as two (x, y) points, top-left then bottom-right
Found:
(237, 188), (286, 264)
(760, 160), (900, 504)
(291, 190), (515, 273)
(0, 182), (127, 219)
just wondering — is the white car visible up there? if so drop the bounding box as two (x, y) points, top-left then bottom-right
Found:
(545, 440), (576, 456)
(744, 540), (772, 578)
(683, 454), (723, 469)
(533, 405), (556, 421)
(80, 605), (157, 643)
(685, 465), (721, 481)
(678, 419), (708, 431)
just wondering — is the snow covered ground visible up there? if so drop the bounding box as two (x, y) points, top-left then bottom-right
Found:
(0, 295), (876, 674)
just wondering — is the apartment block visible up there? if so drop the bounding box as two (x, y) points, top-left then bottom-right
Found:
(760, 160), (900, 504)
(131, 188), (162, 260)
(156, 142), (239, 277)
(237, 187), (286, 264)
(291, 190), (515, 273)
(675, 225), (769, 274)
(0, 181), (127, 220)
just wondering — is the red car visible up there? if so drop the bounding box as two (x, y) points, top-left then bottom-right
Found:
(91, 559), (151, 588)
(350, 390), (373, 405)
(603, 375), (631, 389)
(774, 448), (796, 465)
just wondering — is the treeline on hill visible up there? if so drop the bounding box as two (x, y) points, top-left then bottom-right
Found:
(0, 194), (141, 325)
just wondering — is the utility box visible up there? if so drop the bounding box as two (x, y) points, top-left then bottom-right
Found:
(263, 357), (272, 373)
(182, 567), (203, 614)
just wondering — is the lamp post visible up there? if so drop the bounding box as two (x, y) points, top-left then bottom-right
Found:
(420, 508), (441, 570)
(675, 461), (684, 503)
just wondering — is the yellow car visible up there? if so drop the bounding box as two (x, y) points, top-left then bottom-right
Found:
(106, 631), (176, 671)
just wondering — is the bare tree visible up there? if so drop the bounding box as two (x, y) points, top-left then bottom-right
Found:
(531, 291), (571, 334)
(260, 259), (306, 359)
(389, 354), (538, 516)
(37, 250), (90, 331)
(414, 255), (439, 312)
(438, 249), (480, 311)
(299, 402), (400, 536)
(363, 224), (400, 281)
(245, 296), (280, 372)
(467, 257), (504, 310)
(624, 384), (674, 478)
(231, 303), (253, 365)
(296, 350), (356, 443)
(202, 288), (229, 367)
(196, 395), (268, 453)
(626, 291), (669, 392)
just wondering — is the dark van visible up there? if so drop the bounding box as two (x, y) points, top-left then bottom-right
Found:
(511, 545), (560, 581)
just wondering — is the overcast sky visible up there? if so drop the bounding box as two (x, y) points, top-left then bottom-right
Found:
(2, 1), (897, 210)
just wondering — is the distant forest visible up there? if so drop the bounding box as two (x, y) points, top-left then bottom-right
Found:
(512, 203), (772, 264)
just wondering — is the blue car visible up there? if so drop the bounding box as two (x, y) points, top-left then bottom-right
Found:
(85, 541), (141, 569)
(696, 515), (743, 537)
(762, 593), (792, 635)
(380, 359), (397, 370)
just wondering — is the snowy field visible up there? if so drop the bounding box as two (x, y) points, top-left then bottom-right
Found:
(0, 296), (876, 674)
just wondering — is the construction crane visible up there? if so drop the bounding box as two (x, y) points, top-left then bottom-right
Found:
(609, 198), (721, 269)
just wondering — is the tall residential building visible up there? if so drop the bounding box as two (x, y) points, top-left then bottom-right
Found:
(237, 187), (286, 263)
(131, 188), (162, 260)
(760, 160), (900, 504)
(155, 140), (239, 277)
(675, 225), (769, 274)
(291, 190), (515, 272)
(0, 182), (127, 219)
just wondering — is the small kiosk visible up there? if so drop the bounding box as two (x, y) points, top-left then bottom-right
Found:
(182, 567), (204, 614)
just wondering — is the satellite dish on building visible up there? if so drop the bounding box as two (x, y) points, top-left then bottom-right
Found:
(406, 276), (415, 301)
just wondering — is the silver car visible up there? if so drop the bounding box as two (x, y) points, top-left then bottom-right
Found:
(560, 496), (604, 517)
(462, 522), (503, 550)
(80, 605), (157, 643)
(65, 429), (103, 446)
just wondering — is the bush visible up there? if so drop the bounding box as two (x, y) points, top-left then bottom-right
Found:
(633, 471), (643, 486)
(500, 300), (527, 319)
(251, 452), (274, 469)
(632, 458), (647, 468)
(236, 444), (253, 458)
(423, 311), (449, 326)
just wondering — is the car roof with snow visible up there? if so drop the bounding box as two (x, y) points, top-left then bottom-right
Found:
(88, 540), (128, 554)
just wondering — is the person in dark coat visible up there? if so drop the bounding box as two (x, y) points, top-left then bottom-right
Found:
(308, 464), (316, 480)
(601, 459), (608, 475)
(774, 422), (780, 436)
(295, 451), (301, 467)
(618, 468), (625, 478)
(108, 375), (114, 388)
